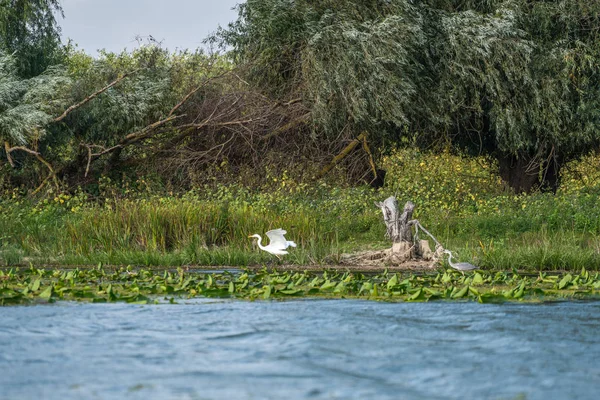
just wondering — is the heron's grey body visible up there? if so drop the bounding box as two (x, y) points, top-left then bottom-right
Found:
(443, 250), (477, 271)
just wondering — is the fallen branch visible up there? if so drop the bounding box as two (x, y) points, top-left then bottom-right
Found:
(31, 172), (54, 195)
(318, 131), (367, 178)
(54, 69), (139, 122)
(361, 134), (378, 183)
(259, 113), (310, 141)
(4, 141), (15, 167)
(410, 219), (442, 248)
(4, 144), (59, 190)
(122, 114), (184, 143)
(87, 114), (185, 159)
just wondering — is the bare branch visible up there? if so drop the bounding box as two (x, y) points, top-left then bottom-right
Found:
(167, 71), (229, 117)
(84, 144), (93, 177)
(318, 132), (367, 178)
(54, 69), (139, 122)
(5, 144), (59, 190)
(259, 113), (310, 141)
(4, 141), (15, 167)
(122, 114), (184, 142)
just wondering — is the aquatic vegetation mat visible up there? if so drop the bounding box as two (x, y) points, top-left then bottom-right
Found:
(1, 266), (600, 305)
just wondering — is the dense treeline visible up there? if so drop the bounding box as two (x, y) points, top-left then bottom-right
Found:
(1, 0), (599, 194)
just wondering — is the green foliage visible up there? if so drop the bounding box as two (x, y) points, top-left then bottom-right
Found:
(304, 7), (422, 135)
(4, 45), (230, 185)
(58, 47), (178, 145)
(382, 149), (505, 213)
(217, 0), (600, 189)
(0, 0), (64, 77)
(1, 149), (600, 270)
(0, 51), (70, 145)
(2, 266), (600, 305)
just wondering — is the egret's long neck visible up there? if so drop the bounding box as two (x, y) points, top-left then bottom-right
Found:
(447, 252), (453, 265)
(256, 235), (264, 250)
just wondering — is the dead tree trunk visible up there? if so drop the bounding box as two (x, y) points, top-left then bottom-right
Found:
(376, 197), (434, 261)
(376, 197), (412, 240)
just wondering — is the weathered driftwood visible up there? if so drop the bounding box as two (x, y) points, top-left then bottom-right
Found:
(375, 197), (413, 261)
(375, 196), (442, 262)
(341, 197), (444, 268)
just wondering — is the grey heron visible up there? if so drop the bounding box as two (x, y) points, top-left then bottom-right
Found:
(249, 228), (297, 259)
(443, 250), (477, 272)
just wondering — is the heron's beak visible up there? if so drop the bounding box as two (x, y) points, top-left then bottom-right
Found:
(248, 235), (253, 238)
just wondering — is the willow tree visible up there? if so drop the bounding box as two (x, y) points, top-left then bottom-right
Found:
(216, 0), (600, 192)
(0, 0), (64, 78)
(0, 52), (70, 188)
(420, 0), (600, 192)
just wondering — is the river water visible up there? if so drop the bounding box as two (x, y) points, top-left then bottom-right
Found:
(1, 300), (599, 400)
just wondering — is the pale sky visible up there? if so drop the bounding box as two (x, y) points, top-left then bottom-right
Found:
(57, 0), (241, 55)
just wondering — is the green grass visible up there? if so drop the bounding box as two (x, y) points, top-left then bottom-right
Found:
(0, 190), (599, 271)
(1, 149), (599, 271)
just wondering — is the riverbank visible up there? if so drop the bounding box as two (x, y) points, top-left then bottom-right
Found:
(1, 150), (599, 271)
(1, 188), (599, 271)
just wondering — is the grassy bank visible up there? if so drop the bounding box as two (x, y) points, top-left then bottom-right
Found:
(1, 150), (599, 271)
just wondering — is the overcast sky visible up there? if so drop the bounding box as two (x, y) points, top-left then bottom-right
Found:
(58, 0), (241, 55)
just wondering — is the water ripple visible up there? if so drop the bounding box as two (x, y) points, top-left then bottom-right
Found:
(0, 300), (599, 400)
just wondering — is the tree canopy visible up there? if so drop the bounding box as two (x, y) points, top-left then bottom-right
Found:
(0, 51), (69, 145)
(2, 0), (600, 193)
(0, 0), (64, 77)
(216, 0), (600, 191)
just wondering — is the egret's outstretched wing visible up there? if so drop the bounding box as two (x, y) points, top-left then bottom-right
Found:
(265, 228), (290, 250)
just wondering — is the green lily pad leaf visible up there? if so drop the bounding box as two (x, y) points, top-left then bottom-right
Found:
(39, 286), (53, 299)
(387, 274), (398, 289)
(181, 277), (193, 289)
(320, 280), (336, 290)
(333, 282), (347, 293)
(452, 285), (469, 299)
(407, 288), (424, 301)
(263, 285), (272, 299)
(513, 283), (525, 299)
(31, 279), (41, 292)
(442, 273), (452, 283)
(558, 274), (572, 289)
(372, 284), (379, 297)
(279, 289), (303, 295)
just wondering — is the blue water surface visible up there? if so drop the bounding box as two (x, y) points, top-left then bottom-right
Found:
(1, 300), (599, 400)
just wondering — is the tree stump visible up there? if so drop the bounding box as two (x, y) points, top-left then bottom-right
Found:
(376, 197), (417, 261)
(375, 196), (438, 262)
(341, 198), (441, 267)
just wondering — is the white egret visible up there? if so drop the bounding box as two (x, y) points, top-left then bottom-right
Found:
(249, 228), (297, 259)
(443, 250), (477, 272)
